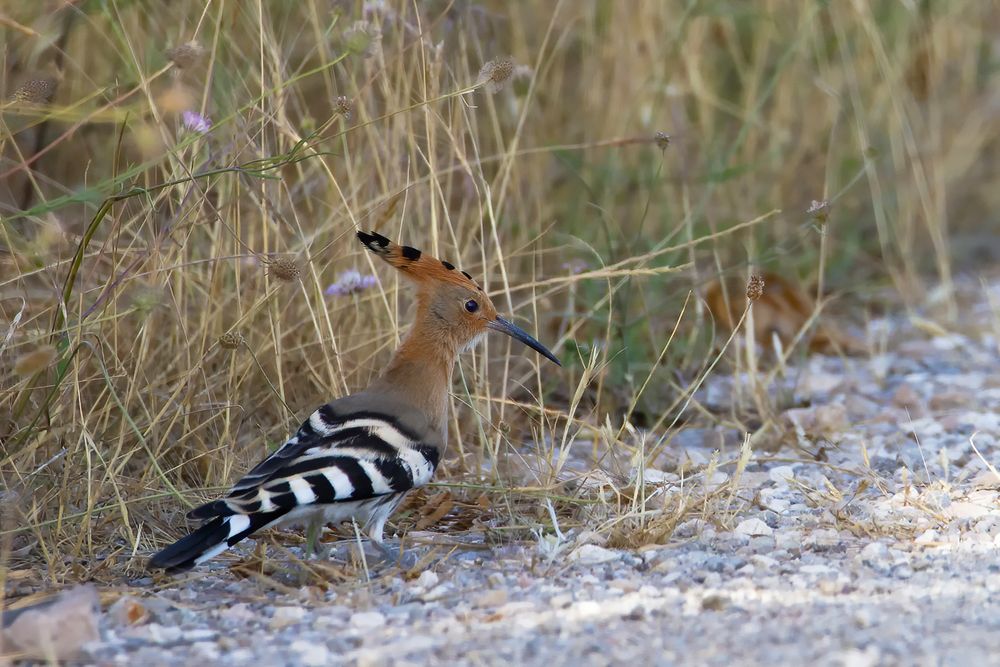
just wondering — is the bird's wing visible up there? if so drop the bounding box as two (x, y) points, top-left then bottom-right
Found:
(187, 402), (439, 520)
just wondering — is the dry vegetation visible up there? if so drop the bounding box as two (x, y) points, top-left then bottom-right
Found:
(0, 0), (997, 587)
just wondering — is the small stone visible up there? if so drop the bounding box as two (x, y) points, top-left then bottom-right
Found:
(782, 404), (848, 437)
(292, 639), (331, 666)
(642, 468), (679, 485)
(751, 555), (778, 569)
(474, 589), (508, 608)
(735, 518), (773, 537)
(801, 370), (844, 396)
(270, 606), (307, 630)
(549, 594), (572, 609)
(129, 622), (182, 644)
(774, 531), (802, 553)
(892, 383), (922, 408)
(858, 541), (891, 566)
(219, 602), (256, 622)
(192, 641), (221, 659)
(748, 536), (776, 553)
(183, 629), (216, 642)
(701, 594), (728, 611)
(568, 544), (621, 565)
(853, 608), (876, 629)
(350, 611), (386, 630)
(674, 518), (710, 539)
(412, 570), (439, 590)
(948, 501), (991, 519)
(835, 647), (882, 667)
(3, 585), (100, 661)
(929, 389), (971, 411)
(769, 466), (796, 485)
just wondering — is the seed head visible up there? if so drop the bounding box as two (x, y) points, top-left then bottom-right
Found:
(14, 345), (58, 376)
(265, 256), (301, 282)
(167, 42), (205, 69)
(344, 21), (381, 58)
(807, 199), (831, 223)
(477, 56), (517, 94)
(655, 131), (672, 150)
(12, 78), (57, 105)
(746, 274), (765, 301)
(334, 95), (354, 120)
(218, 331), (244, 350)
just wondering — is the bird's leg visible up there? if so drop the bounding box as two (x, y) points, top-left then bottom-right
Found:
(305, 517), (326, 559)
(365, 511), (417, 569)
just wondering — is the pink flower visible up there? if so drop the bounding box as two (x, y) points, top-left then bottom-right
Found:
(182, 110), (212, 134)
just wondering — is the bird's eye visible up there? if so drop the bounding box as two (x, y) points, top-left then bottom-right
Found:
(464, 299), (479, 313)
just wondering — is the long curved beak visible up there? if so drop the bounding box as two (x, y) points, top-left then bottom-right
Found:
(487, 317), (562, 366)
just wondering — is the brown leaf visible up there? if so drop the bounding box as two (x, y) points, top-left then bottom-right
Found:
(415, 492), (454, 531)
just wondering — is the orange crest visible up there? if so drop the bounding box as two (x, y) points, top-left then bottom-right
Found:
(357, 230), (483, 293)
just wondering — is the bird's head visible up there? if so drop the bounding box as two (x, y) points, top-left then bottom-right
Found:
(357, 230), (561, 366)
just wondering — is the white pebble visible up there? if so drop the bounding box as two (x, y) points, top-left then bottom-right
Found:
(413, 570), (439, 590)
(270, 606), (307, 630)
(350, 611), (386, 630)
(568, 544), (622, 565)
(292, 640), (330, 667)
(769, 466), (796, 485)
(735, 518), (773, 537)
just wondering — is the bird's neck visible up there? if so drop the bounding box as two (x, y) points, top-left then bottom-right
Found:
(369, 316), (458, 438)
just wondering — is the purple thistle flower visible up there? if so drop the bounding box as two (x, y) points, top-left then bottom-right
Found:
(325, 270), (378, 297)
(182, 110), (212, 134)
(561, 259), (588, 275)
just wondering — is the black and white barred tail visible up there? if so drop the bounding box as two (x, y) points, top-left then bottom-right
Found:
(148, 401), (439, 571)
(146, 511), (284, 571)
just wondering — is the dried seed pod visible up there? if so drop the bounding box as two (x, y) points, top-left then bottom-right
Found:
(265, 256), (301, 282)
(166, 42), (205, 69)
(477, 56), (516, 94)
(12, 77), (57, 104)
(807, 199), (831, 223)
(218, 332), (244, 350)
(334, 95), (353, 120)
(746, 275), (765, 301)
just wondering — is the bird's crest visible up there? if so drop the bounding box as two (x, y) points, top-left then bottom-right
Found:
(357, 230), (482, 292)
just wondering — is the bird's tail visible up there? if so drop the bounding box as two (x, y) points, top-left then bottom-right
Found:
(148, 511), (284, 571)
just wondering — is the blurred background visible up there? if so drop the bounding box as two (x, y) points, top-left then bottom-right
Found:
(1, 0), (997, 574)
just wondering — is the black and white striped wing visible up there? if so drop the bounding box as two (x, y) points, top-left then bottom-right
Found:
(187, 404), (439, 521)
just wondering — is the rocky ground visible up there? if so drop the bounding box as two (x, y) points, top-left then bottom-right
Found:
(4, 281), (1000, 666)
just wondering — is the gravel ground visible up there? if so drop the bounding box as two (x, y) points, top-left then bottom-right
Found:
(6, 282), (1000, 666)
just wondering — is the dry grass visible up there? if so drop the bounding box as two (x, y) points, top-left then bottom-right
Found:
(0, 0), (996, 588)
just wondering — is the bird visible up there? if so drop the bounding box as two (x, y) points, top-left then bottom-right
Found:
(148, 230), (561, 571)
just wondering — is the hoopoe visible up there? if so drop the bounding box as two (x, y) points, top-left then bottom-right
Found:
(149, 230), (560, 571)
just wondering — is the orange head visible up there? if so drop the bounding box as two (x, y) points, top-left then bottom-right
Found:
(357, 230), (560, 366)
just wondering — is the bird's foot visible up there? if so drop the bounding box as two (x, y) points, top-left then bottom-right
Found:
(365, 539), (418, 570)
